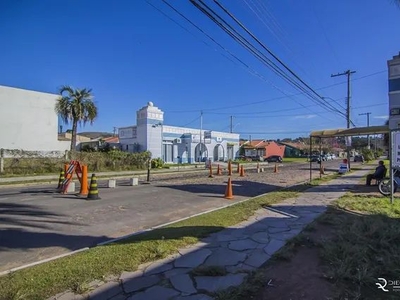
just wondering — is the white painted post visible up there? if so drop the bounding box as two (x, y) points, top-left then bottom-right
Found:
(130, 177), (139, 186)
(67, 182), (76, 193)
(108, 179), (116, 188)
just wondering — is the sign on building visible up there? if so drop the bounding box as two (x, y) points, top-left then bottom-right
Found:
(119, 127), (137, 139)
(388, 52), (400, 130)
(204, 131), (212, 144)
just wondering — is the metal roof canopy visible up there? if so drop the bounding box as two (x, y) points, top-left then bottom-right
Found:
(310, 125), (388, 138)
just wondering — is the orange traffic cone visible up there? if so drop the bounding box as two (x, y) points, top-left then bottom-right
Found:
(274, 163), (278, 173)
(228, 160), (232, 176)
(240, 165), (245, 177)
(224, 177), (233, 200)
(209, 164), (214, 178)
(236, 163), (240, 173)
(216, 164), (222, 176)
(87, 174), (101, 200)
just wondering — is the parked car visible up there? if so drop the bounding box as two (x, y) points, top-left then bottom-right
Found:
(354, 155), (365, 163)
(265, 155), (283, 163)
(309, 155), (320, 162)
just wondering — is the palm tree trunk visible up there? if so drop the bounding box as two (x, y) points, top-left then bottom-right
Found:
(71, 119), (78, 151)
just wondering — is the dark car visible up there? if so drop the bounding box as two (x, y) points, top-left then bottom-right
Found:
(265, 155), (283, 163)
(309, 155), (321, 162)
(354, 155), (364, 162)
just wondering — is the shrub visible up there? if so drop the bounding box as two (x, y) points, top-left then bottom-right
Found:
(151, 157), (164, 169)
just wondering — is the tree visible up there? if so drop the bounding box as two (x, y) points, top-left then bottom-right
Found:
(55, 86), (98, 151)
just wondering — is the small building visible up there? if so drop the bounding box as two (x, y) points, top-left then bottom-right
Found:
(278, 141), (307, 157)
(118, 102), (240, 163)
(240, 140), (285, 159)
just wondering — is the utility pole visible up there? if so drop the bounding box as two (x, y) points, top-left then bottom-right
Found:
(331, 69), (356, 170)
(230, 116), (233, 133)
(199, 111), (203, 162)
(359, 112), (371, 149)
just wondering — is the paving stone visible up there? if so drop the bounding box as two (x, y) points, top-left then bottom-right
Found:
(214, 233), (241, 242)
(225, 263), (256, 273)
(269, 228), (303, 241)
(163, 268), (192, 278)
(55, 292), (85, 300)
(174, 249), (212, 268)
(263, 239), (287, 255)
(173, 294), (213, 300)
(109, 295), (127, 300)
(88, 281), (124, 300)
(144, 262), (173, 276)
(250, 232), (270, 244)
(244, 249), (271, 268)
(127, 286), (180, 300)
(267, 226), (291, 234)
(195, 273), (247, 292)
(170, 274), (197, 294)
(228, 239), (259, 251)
(203, 248), (247, 266)
(122, 274), (160, 293)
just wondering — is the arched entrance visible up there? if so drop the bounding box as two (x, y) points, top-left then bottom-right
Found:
(195, 143), (208, 162)
(213, 144), (225, 161)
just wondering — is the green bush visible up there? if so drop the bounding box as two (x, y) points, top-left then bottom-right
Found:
(151, 157), (164, 169)
(361, 148), (375, 161)
(3, 150), (151, 175)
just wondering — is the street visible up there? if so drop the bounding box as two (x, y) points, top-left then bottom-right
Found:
(0, 160), (343, 272)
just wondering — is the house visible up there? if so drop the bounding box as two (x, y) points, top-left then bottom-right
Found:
(240, 140), (285, 159)
(278, 141), (308, 157)
(78, 136), (120, 151)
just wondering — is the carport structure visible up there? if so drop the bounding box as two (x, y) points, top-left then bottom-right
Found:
(309, 125), (389, 183)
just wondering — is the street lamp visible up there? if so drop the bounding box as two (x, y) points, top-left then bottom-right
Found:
(145, 122), (162, 183)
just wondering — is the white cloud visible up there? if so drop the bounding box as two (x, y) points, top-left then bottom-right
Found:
(293, 114), (317, 119)
(373, 115), (388, 119)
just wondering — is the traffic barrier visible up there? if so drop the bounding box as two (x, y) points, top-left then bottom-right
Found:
(209, 164), (214, 178)
(108, 179), (116, 188)
(240, 165), (245, 177)
(87, 174), (101, 200)
(57, 169), (65, 189)
(130, 177), (139, 186)
(79, 165), (88, 196)
(66, 182), (76, 193)
(224, 177), (233, 200)
(216, 164), (222, 176)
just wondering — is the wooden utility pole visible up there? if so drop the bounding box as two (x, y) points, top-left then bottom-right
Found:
(331, 69), (356, 170)
(359, 112), (371, 149)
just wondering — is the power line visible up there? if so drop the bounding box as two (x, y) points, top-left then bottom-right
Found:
(209, 0), (345, 116)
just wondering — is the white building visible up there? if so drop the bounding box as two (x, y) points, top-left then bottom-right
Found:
(119, 102), (240, 163)
(0, 85), (70, 152)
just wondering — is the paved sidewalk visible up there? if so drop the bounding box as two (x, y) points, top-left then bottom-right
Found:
(48, 168), (370, 300)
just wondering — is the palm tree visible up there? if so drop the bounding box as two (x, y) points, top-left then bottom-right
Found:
(55, 86), (98, 151)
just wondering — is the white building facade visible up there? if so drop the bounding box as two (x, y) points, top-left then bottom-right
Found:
(119, 102), (240, 163)
(0, 85), (70, 153)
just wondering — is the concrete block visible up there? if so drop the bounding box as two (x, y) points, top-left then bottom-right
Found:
(108, 179), (116, 188)
(260, 168), (264, 172)
(130, 177), (139, 186)
(67, 182), (76, 193)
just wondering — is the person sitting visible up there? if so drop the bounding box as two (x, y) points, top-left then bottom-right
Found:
(366, 160), (387, 186)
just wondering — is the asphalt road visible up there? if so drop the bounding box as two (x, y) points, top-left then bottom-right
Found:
(0, 160), (344, 272)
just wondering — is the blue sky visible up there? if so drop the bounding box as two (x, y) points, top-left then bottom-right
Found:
(0, 0), (399, 139)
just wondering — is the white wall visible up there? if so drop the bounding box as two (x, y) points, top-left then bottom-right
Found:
(0, 85), (66, 151)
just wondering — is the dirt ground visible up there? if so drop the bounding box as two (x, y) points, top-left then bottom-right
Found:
(255, 223), (337, 300)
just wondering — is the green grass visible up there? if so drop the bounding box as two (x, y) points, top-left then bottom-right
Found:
(0, 187), (310, 300)
(282, 157), (307, 163)
(317, 197), (400, 299)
